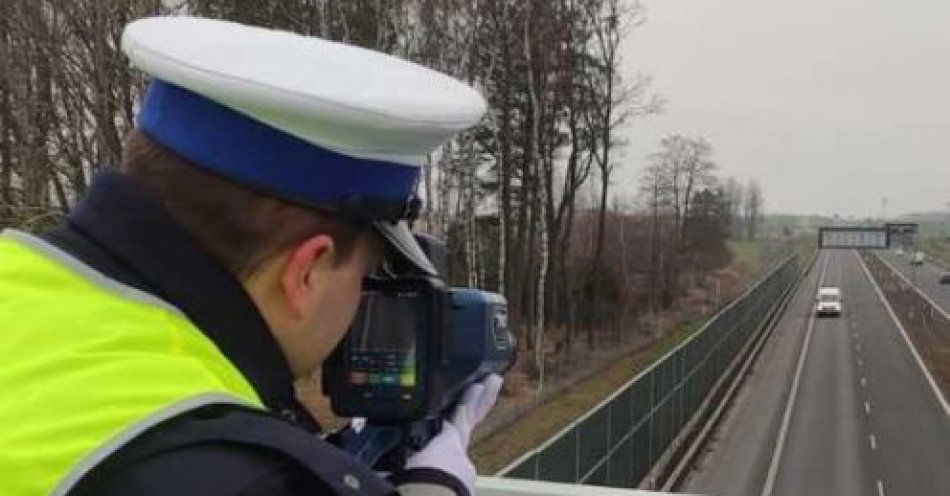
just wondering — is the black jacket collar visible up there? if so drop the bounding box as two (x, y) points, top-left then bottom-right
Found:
(44, 170), (319, 430)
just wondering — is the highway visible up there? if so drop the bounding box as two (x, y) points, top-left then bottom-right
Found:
(877, 249), (950, 317)
(684, 249), (950, 496)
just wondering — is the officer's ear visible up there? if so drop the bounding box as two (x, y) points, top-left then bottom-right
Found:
(281, 234), (337, 318)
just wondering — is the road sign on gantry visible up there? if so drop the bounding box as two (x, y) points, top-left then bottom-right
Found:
(884, 222), (919, 250)
(884, 222), (919, 235)
(819, 227), (889, 249)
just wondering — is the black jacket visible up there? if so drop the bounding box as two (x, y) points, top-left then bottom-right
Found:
(41, 171), (464, 496)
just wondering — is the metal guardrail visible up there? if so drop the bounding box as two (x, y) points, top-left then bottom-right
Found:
(660, 247), (817, 491)
(498, 254), (802, 489)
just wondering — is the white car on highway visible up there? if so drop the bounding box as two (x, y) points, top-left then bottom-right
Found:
(911, 251), (925, 266)
(815, 287), (842, 317)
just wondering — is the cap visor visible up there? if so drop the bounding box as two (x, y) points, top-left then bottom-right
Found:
(372, 220), (438, 276)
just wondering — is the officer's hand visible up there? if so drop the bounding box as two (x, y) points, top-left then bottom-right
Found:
(405, 374), (503, 492)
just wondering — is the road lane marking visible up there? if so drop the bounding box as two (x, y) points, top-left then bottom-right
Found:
(865, 401), (871, 415)
(861, 377), (867, 388)
(761, 252), (828, 496)
(856, 251), (950, 417)
(877, 479), (886, 496)
(855, 343), (861, 352)
(857, 358), (863, 367)
(869, 433), (878, 450)
(878, 254), (950, 323)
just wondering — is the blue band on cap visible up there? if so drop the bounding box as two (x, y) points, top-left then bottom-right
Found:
(137, 80), (418, 213)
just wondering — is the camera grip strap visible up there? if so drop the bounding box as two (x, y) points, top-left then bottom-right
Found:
(338, 424), (404, 467)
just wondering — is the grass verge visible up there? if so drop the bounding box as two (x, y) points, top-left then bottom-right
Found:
(471, 238), (776, 475)
(727, 239), (763, 278)
(472, 319), (704, 474)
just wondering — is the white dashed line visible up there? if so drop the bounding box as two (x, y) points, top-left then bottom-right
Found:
(865, 401), (871, 415)
(869, 434), (878, 451)
(877, 478), (886, 496)
(857, 358), (864, 367)
(855, 343), (861, 352)
(860, 377), (867, 388)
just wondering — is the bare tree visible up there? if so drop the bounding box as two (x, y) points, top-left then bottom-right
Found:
(2, 0), (667, 372)
(639, 161), (673, 309)
(744, 179), (764, 240)
(721, 176), (745, 238)
(648, 135), (716, 242)
(644, 134), (717, 304)
(0, 0), (161, 230)
(585, 0), (661, 269)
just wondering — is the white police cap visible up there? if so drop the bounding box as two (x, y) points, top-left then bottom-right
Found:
(121, 16), (487, 276)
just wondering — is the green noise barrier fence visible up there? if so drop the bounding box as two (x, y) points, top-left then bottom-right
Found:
(499, 253), (802, 488)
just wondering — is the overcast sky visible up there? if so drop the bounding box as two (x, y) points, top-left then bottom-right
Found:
(617, 0), (950, 217)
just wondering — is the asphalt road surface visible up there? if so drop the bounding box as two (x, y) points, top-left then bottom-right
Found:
(684, 250), (950, 496)
(877, 249), (950, 317)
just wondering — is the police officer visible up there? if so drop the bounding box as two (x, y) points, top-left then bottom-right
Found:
(0, 16), (501, 496)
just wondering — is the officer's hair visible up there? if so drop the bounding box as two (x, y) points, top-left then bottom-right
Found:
(120, 129), (362, 279)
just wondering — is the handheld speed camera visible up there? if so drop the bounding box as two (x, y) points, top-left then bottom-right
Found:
(322, 236), (515, 465)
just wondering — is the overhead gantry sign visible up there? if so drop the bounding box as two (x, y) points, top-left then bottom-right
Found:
(818, 227), (889, 249)
(884, 222), (919, 250)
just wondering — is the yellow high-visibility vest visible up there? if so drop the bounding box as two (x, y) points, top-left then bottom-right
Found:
(0, 230), (265, 495)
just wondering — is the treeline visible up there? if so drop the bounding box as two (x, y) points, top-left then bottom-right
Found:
(0, 1), (766, 370)
(640, 134), (764, 314)
(0, 0), (160, 229)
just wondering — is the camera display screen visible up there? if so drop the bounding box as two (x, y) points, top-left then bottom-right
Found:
(347, 290), (419, 389)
